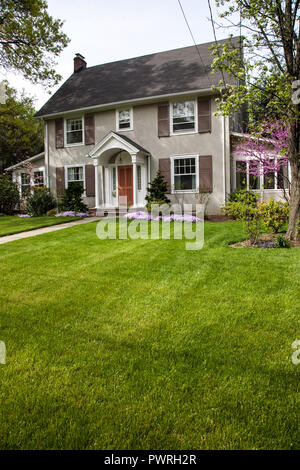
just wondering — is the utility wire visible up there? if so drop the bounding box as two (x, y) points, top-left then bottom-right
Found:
(177, 0), (212, 86)
(207, 0), (227, 88)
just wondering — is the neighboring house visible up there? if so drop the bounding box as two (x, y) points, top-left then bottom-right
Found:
(5, 152), (45, 198)
(6, 38), (287, 214)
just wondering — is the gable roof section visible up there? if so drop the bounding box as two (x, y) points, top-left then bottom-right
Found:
(87, 131), (150, 159)
(36, 37), (240, 118)
(5, 152), (45, 171)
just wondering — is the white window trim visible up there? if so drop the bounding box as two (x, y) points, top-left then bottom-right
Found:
(116, 107), (133, 132)
(64, 116), (85, 147)
(170, 154), (199, 194)
(169, 99), (198, 136)
(234, 157), (290, 191)
(64, 164), (86, 196)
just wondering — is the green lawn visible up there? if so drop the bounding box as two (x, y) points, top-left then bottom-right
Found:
(0, 221), (299, 450)
(0, 215), (82, 237)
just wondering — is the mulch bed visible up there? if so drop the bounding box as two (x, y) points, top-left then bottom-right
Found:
(231, 232), (300, 248)
(205, 215), (235, 222)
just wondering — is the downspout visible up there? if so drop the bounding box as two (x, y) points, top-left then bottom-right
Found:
(147, 155), (151, 184)
(44, 120), (50, 188)
(222, 115), (227, 203)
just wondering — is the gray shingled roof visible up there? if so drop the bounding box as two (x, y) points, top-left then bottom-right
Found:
(36, 38), (239, 118)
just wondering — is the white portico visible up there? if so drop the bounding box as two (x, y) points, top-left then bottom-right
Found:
(86, 131), (151, 213)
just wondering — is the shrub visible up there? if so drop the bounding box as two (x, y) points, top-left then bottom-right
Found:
(0, 175), (20, 214)
(146, 199), (170, 214)
(26, 187), (56, 216)
(259, 199), (289, 233)
(275, 235), (291, 248)
(60, 182), (88, 213)
(237, 204), (264, 244)
(227, 189), (259, 205)
(145, 171), (170, 207)
(223, 190), (259, 219)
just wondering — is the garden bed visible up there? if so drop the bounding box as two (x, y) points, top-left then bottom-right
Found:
(230, 232), (300, 248)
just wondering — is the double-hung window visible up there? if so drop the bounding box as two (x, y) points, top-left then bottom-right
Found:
(67, 166), (84, 189)
(33, 170), (44, 187)
(173, 157), (197, 191)
(171, 101), (196, 134)
(66, 118), (83, 145)
(21, 172), (30, 197)
(116, 109), (133, 131)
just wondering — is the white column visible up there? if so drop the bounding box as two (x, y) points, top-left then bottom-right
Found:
(94, 160), (100, 209)
(101, 166), (105, 207)
(132, 154), (137, 208)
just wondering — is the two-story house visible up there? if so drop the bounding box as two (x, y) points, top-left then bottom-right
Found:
(11, 37), (287, 215)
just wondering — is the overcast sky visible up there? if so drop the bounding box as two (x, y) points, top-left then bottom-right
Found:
(1, 0), (238, 110)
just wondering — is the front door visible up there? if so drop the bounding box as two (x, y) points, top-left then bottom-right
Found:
(118, 165), (133, 206)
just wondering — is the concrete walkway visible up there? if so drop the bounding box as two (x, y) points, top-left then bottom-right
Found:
(0, 217), (100, 245)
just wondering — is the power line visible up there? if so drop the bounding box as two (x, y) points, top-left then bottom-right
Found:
(177, 0), (212, 86)
(207, 0), (226, 88)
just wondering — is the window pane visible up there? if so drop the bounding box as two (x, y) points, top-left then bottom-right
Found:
(236, 161), (247, 189)
(173, 101), (195, 132)
(67, 130), (83, 144)
(174, 158), (196, 175)
(112, 167), (117, 191)
(175, 174), (196, 190)
(21, 173), (30, 185)
(66, 119), (83, 144)
(34, 171), (44, 186)
(277, 161), (289, 189)
(68, 167), (83, 182)
(249, 161), (260, 189)
(119, 109), (131, 129)
(137, 165), (142, 190)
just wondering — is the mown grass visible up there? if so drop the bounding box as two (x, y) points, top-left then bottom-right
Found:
(0, 221), (299, 449)
(0, 216), (81, 237)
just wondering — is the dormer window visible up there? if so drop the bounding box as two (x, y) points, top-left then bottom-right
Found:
(171, 100), (196, 134)
(116, 108), (133, 131)
(65, 117), (83, 145)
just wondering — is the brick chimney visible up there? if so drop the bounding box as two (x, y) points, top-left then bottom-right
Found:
(74, 53), (87, 73)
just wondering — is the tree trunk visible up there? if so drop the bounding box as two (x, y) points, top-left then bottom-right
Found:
(286, 119), (300, 241)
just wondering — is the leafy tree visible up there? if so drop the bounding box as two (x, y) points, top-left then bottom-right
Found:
(0, 0), (70, 86)
(0, 83), (44, 171)
(211, 0), (300, 240)
(0, 174), (19, 214)
(145, 171), (171, 207)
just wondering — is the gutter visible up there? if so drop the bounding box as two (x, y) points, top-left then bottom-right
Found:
(35, 87), (219, 120)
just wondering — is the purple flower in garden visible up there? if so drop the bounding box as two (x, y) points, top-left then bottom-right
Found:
(55, 211), (89, 217)
(124, 212), (200, 222)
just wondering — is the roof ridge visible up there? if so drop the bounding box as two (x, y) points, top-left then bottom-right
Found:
(84, 36), (238, 72)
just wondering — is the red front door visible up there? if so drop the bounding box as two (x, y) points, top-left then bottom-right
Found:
(118, 165), (133, 206)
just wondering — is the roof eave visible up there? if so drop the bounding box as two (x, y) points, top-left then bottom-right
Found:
(5, 152), (45, 171)
(36, 87), (220, 120)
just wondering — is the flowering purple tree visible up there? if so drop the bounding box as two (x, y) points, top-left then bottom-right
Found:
(235, 121), (290, 199)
